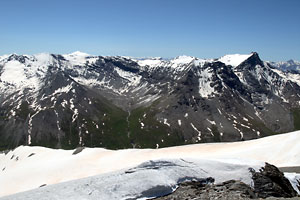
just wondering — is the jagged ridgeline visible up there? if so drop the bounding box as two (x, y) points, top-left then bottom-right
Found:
(1, 52), (300, 150)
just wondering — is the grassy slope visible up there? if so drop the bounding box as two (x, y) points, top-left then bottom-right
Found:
(292, 108), (300, 131)
(2, 99), (300, 151)
(128, 105), (184, 148)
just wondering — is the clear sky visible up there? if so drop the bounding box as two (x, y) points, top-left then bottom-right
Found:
(0, 0), (299, 61)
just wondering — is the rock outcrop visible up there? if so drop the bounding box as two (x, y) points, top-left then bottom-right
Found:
(251, 163), (298, 198)
(154, 163), (299, 200)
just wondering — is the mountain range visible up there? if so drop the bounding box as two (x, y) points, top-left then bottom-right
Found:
(1, 52), (300, 150)
(268, 59), (300, 72)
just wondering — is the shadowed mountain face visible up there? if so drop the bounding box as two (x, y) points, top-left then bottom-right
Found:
(1, 52), (300, 150)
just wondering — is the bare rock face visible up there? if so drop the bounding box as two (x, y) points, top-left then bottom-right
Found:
(154, 180), (256, 200)
(251, 163), (298, 198)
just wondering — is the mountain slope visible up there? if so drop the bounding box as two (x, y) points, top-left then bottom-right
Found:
(1, 52), (300, 149)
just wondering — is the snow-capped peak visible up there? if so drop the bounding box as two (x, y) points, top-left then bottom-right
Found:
(33, 53), (53, 63)
(171, 55), (195, 64)
(137, 57), (164, 68)
(63, 51), (95, 66)
(218, 53), (253, 67)
(0, 54), (10, 62)
(66, 51), (90, 57)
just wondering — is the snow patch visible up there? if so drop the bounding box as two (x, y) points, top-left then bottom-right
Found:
(54, 110), (61, 131)
(72, 109), (78, 123)
(272, 68), (300, 86)
(257, 131), (260, 136)
(285, 173), (300, 194)
(240, 124), (250, 129)
(115, 68), (141, 89)
(243, 117), (249, 122)
(63, 51), (92, 66)
(61, 100), (68, 108)
(140, 122), (145, 129)
(191, 123), (201, 141)
(177, 120), (181, 126)
(163, 119), (170, 127)
(207, 119), (216, 125)
(1, 61), (27, 87)
(207, 127), (214, 136)
(198, 68), (215, 98)
(218, 53), (252, 67)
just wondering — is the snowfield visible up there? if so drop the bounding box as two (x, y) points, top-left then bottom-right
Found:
(0, 130), (300, 199)
(0, 159), (261, 200)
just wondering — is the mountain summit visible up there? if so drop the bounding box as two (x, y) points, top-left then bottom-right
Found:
(1, 52), (300, 150)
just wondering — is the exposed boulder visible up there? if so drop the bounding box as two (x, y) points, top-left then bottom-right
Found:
(154, 179), (257, 200)
(251, 162), (298, 198)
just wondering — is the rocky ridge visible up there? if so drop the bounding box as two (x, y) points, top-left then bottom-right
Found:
(154, 163), (299, 200)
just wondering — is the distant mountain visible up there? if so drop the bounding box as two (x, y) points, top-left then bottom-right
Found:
(268, 59), (300, 73)
(1, 52), (300, 150)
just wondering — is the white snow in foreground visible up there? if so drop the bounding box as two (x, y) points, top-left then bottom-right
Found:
(218, 53), (253, 67)
(0, 131), (300, 198)
(0, 159), (261, 200)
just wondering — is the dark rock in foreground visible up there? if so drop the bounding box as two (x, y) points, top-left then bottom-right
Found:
(154, 179), (256, 200)
(154, 163), (299, 200)
(251, 163), (298, 198)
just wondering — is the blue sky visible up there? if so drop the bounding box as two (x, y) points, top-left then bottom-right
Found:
(0, 0), (299, 61)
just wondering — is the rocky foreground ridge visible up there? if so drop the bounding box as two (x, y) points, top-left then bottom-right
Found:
(155, 163), (299, 200)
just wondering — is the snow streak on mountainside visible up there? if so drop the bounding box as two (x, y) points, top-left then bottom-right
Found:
(1, 52), (300, 150)
(1, 130), (300, 199)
